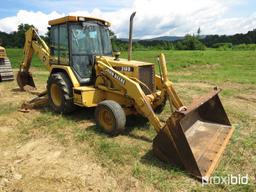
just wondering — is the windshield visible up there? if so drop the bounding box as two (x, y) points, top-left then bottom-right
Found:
(70, 22), (112, 56)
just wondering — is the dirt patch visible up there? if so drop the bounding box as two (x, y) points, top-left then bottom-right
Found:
(185, 63), (220, 69)
(170, 71), (193, 76)
(176, 82), (214, 89)
(0, 80), (155, 192)
(235, 95), (256, 103)
(0, 137), (154, 192)
(225, 97), (256, 120)
(221, 81), (256, 90)
(1, 70), (255, 191)
(1, 138), (116, 191)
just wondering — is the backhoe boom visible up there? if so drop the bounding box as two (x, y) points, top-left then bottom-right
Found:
(17, 27), (50, 90)
(21, 27), (50, 71)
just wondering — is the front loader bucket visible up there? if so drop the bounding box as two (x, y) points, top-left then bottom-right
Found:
(17, 71), (36, 91)
(153, 88), (234, 179)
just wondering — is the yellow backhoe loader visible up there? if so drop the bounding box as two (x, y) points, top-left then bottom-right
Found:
(0, 46), (14, 82)
(17, 14), (234, 180)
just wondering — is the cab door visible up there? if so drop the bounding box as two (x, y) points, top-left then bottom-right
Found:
(49, 24), (69, 65)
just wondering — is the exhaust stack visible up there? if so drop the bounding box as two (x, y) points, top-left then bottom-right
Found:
(128, 12), (136, 61)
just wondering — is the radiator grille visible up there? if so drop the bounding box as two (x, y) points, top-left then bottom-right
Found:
(139, 65), (155, 95)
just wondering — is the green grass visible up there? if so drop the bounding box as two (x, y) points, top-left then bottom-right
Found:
(18, 111), (76, 144)
(3, 48), (256, 191)
(121, 50), (256, 84)
(0, 103), (19, 115)
(74, 126), (142, 166)
(6, 48), (45, 68)
(7, 48), (256, 84)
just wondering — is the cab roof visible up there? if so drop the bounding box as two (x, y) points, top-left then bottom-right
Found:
(48, 16), (111, 27)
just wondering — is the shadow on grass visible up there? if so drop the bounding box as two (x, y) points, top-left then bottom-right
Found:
(23, 104), (189, 178)
(124, 115), (152, 143)
(36, 105), (95, 120)
(11, 88), (23, 92)
(32, 106), (153, 142)
(140, 149), (188, 177)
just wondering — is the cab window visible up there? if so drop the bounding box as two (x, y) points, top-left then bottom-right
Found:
(50, 24), (69, 64)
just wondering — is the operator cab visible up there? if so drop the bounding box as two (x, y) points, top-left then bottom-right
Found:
(48, 16), (112, 85)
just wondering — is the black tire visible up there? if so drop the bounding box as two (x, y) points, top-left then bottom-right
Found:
(47, 72), (76, 114)
(95, 100), (126, 135)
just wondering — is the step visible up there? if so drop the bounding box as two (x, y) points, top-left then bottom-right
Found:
(0, 68), (13, 72)
(0, 72), (14, 77)
(0, 69), (13, 73)
(0, 77), (14, 81)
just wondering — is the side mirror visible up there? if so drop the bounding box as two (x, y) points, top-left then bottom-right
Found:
(112, 51), (121, 61)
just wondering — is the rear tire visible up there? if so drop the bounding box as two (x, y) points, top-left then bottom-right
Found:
(95, 100), (126, 135)
(47, 72), (76, 114)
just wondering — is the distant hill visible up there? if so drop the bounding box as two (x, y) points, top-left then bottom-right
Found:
(118, 36), (184, 42)
(118, 35), (208, 42)
(119, 38), (139, 42)
(145, 36), (184, 41)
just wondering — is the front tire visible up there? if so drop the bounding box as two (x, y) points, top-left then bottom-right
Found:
(95, 100), (126, 135)
(47, 72), (76, 114)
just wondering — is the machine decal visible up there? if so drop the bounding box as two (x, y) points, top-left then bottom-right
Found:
(105, 68), (126, 85)
(114, 66), (134, 72)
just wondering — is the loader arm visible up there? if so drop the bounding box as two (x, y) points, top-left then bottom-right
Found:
(97, 60), (163, 133)
(158, 53), (185, 111)
(17, 27), (50, 90)
(96, 54), (187, 133)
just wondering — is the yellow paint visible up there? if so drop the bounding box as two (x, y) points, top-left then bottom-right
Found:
(50, 65), (80, 87)
(74, 87), (103, 107)
(21, 28), (50, 71)
(50, 83), (62, 107)
(0, 46), (7, 58)
(96, 60), (163, 132)
(49, 16), (111, 26)
(98, 107), (114, 132)
(159, 53), (184, 109)
(18, 16), (186, 134)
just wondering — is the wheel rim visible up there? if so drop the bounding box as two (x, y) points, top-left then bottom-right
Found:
(98, 108), (114, 132)
(50, 83), (62, 107)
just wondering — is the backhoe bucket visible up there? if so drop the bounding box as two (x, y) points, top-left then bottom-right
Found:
(153, 88), (234, 179)
(17, 71), (36, 91)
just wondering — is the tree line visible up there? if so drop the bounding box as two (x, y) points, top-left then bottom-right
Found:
(0, 24), (48, 48)
(111, 34), (206, 51)
(112, 29), (256, 51)
(0, 24), (34, 48)
(202, 29), (256, 47)
(0, 24), (255, 51)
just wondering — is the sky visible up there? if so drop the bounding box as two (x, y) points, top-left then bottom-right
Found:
(0, 0), (255, 38)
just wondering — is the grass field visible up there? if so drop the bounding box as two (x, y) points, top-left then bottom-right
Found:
(0, 49), (255, 191)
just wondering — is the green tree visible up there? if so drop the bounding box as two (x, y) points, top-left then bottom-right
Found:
(15, 23), (34, 48)
(197, 27), (201, 37)
(175, 35), (206, 50)
(109, 29), (119, 51)
(41, 28), (50, 46)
